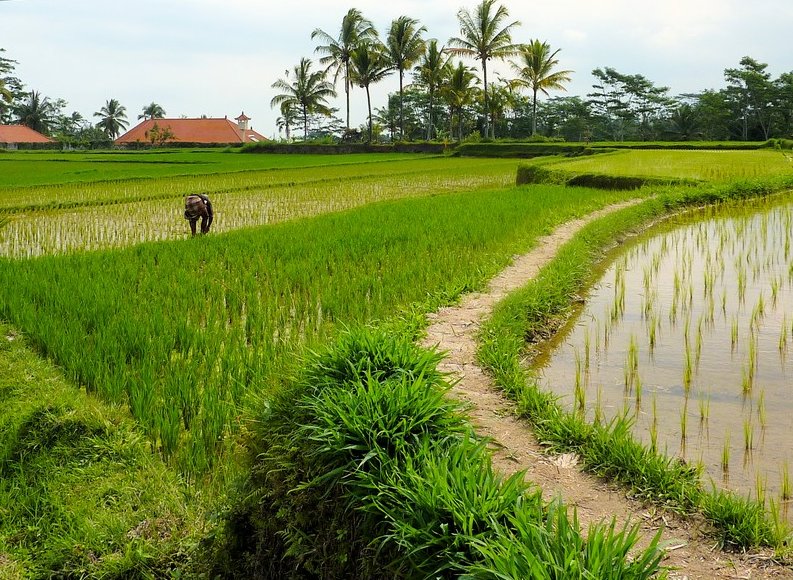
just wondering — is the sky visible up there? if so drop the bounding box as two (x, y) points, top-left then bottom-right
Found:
(1, 0), (791, 139)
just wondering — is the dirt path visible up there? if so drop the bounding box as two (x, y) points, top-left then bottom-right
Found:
(421, 202), (792, 579)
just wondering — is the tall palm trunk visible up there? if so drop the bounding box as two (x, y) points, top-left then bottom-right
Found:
(532, 87), (538, 136)
(345, 62), (351, 129)
(398, 71), (404, 140)
(366, 87), (373, 143)
(427, 89), (434, 140)
(482, 60), (489, 138)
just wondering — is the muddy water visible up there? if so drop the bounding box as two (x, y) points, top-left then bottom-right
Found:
(534, 195), (793, 510)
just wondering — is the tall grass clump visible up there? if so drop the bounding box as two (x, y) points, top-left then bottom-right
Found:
(479, 178), (793, 549)
(212, 328), (664, 579)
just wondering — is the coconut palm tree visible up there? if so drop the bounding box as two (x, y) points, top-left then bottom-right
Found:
(447, 0), (520, 138)
(94, 98), (128, 139)
(311, 8), (378, 131)
(276, 101), (298, 141)
(139, 102), (166, 120)
(14, 90), (57, 134)
(509, 40), (573, 136)
(414, 39), (452, 140)
(385, 16), (426, 140)
(349, 43), (393, 143)
(441, 61), (479, 140)
(271, 58), (337, 140)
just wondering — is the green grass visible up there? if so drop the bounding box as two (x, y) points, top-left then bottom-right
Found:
(0, 321), (202, 578)
(550, 150), (793, 181)
(0, 157), (517, 258)
(0, 149), (433, 187)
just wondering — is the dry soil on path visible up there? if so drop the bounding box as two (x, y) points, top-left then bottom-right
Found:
(421, 202), (792, 579)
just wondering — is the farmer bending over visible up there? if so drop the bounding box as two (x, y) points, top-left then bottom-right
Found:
(184, 194), (213, 235)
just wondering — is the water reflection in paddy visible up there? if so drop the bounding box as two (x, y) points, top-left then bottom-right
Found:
(534, 195), (793, 511)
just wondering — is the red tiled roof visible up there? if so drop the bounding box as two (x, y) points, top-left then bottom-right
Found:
(115, 118), (267, 144)
(0, 125), (53, 143)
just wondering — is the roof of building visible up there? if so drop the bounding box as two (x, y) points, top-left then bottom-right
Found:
(0, 124), (54, 143)
(115, 117), (267, 144)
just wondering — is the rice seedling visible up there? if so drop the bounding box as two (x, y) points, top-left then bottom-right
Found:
(758, 389), (767, 430)
(744, 419), (754, 452)
(756, 470), (767, 507)
(680, 400), (689, 442)
(722, 431), (731, 472)
(782, 460), (791, 502)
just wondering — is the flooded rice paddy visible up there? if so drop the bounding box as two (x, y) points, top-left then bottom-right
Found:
(535, 194), (793, 510)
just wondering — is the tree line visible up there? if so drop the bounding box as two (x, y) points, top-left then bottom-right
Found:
(0, 48), (165, 147)
(3, 0), (792, 146)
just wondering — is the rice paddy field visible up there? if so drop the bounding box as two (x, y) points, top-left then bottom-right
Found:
(535, 195), (793, 512)
(2, 147), (793, 576)
(551, 149), (793, 181)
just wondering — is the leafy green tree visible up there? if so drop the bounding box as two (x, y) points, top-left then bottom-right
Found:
(139, 102), (166, 120)
(441, 61), (479, 140)
(0, 49), (24, 124)
(145, 122), (176, 146)
(94, 98), (129, 139)
(385, 16), (426, 140)
(724, 56), (775, 140)
(413, 39), (452, 140)
(588, 67), (669, 140)
(14, 90), (59, 134)
(773, 72), (793, 138)
(536, 96), (592, 141)
(509, 40), (573, 135)
(349, 42), (393, 143)
(693, 90), (731, 141)
(311, 8), (378, 130)
(447, 0), (520, 138)
(271, 58), (337, 140)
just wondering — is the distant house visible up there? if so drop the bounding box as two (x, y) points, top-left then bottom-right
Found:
(0, 125), (54, 149)
(115, 112), (267, 146)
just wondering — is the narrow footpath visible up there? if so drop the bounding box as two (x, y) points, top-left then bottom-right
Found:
(421, 202), (791, 579)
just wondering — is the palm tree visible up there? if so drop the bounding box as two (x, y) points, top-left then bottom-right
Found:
(441, 61), (479, 141)
(94, 98), (128, 139)
(349, 43), (393, 143)
(311, 8), (378, 131)
(414, 39), (452, 140)
(667, 103), (702, 141)
(509, 40), (573, 136)
(447, 0), (520, 138)
(276, 101), (298, 141)
(14, 90), (57, 134)
(271, 58), (337, 140)
(385, 16), (426, 140)
(139, 102), (166, 120)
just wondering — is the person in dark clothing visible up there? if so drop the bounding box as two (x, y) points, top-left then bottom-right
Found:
(184, 194), (213, 235)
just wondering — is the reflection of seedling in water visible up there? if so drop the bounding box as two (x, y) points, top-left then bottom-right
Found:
(758, 389), (767, 430)
(699, 393), (710, 424)
(650, 396), (658, 453)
